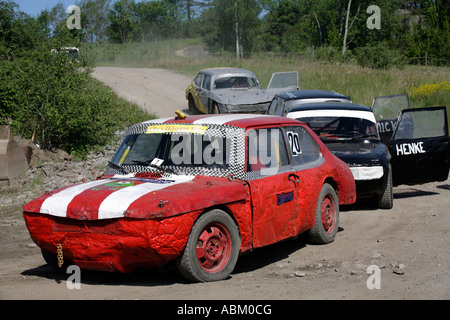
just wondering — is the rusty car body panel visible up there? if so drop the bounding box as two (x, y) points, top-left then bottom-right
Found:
(23, 113), (355, 281)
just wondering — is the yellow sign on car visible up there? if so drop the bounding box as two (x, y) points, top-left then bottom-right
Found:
(145, 124), (207, 135)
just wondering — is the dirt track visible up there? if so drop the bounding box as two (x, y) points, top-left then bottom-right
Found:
(1, 67), (449, 301)
(91, 67), (193, 118)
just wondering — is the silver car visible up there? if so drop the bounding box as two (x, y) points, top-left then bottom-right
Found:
(185, 68), (298, 114)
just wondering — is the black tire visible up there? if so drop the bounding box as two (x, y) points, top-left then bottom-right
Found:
(176, 209), (240, 282)
(188, 95), (197, 113)
(377, 164), (393, 209)
(309, 183), (339, 244)
(211, 102), (220, 114)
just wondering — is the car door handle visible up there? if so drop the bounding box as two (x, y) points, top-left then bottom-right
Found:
(288, 173), (301, 185)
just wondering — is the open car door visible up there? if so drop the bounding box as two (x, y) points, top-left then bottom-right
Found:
(389, 106), (450, 186)
(267, 71), (299, 91)
(372, 94), (410, 145)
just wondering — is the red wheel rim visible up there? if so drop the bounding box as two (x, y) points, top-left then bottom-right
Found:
(196, 222), (232, 273)
(321, 195), (337, 234)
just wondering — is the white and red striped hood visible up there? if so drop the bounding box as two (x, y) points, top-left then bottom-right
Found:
(23, 175), (249, 220)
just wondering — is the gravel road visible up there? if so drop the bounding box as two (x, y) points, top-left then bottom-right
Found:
(91, 67), (193, 118)
(1, 67), (449, 302)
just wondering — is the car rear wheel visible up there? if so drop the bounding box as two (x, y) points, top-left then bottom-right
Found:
(377, 164), (393, 209)
(176, 209), (240, 282)
(309, 183), (339, 244)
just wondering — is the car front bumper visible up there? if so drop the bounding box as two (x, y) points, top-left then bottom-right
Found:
(218, 102), (269, 114)
(349, 165), (388, 196)
(23, 211), (199, 273)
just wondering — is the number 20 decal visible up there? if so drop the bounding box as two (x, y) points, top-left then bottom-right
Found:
(287, 131), (301, 156)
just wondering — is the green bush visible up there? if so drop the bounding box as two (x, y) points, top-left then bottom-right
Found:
(0, 1), (152, 158)
(354, 43), (405, 69)
(0, 45), (151, 157)
(314, 46), (342, 62)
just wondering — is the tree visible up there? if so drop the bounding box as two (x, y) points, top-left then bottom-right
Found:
(47, 2), (66, 33)
(107, 0), (138, 43)
(180, 0), (212, 37)
(342, 0), (362, 56)
(135, 0), (168, 41)
(418, 0), (449, 64)
(77, 0), (112, 43)
(262, 0), (304, 52)
(342, 0), (351, 56)
(211, 0), (262, 57)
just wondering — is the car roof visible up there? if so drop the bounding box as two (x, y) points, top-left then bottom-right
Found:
(198, 67), (256, 78)
(141, 114), (303, 130)
(276, 90), (351, 101)
(286, 102), (376, 123)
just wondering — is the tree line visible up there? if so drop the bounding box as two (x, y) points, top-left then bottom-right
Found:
(36, 0), (448, 67)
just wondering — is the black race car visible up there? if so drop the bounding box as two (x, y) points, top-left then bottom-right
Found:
(286, 102), (393, 209)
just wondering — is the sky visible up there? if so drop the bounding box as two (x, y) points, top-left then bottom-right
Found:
(17, 0), (78, 17)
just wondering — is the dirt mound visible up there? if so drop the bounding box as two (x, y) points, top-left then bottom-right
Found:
(175, 45), (210, 59)
(0, 134), (121, 206)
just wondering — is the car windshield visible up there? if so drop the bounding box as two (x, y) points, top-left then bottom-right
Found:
(110, 130), (231, 174)
(214, 76), (259, 89)
(298, 116), (379, 141)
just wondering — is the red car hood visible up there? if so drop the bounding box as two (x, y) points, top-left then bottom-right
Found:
(23, 175), (249, 220)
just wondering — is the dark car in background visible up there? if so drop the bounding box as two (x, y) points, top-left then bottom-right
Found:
(266, 90), (352, 117)
(285, 102), (393, 209)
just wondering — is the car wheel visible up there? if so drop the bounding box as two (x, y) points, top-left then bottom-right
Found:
(211, 102), (220, 114)
(309, 183), (339, 244)
(176, 209), (240, 282)
(188, 95), (197, 114)
(377, 164), (393, 209)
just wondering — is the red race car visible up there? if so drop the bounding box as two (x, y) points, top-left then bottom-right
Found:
(23, 113), (356, 282)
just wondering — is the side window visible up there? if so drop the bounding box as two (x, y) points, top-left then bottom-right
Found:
(277, 99), (285, 116)
(284, 126), (322, 166)
(267, 98), (283, 116)
(249, 77), (260, 88)
(202, 75), (212, 90)
(393, 108), (447, 140)
(246, 128), (289, 173)
(194, 73), (203, 87)
(267, 99), (278, 115)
